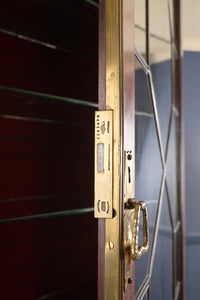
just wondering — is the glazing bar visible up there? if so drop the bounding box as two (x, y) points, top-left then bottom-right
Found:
(148, 171), (166, 277)
(145, 0), (149, 64)
(135, 48), (149, 74)
(0, 207), (94, 224)
(147, 71), (166, 169)
(135, 49), (168, 171)
(165, 181), (174, 229)
(165, 109), (173, 161)
(135, 275), (150, 300)
(147, 286), (151, 300)
(164, 55), (176, 299)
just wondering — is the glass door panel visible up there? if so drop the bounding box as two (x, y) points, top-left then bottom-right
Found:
(134, 0), (182, 299)
(135, 0), (146, 59)
(135, 64), (162, 295)
(149, 0), (173, 153)
(151, 188), (173, 299)
(151, 58), (172, 152)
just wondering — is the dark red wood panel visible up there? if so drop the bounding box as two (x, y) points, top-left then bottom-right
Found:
(0, 32), (98, 102)
(0, 25), (98, 299)
(0, 214), (97, 299)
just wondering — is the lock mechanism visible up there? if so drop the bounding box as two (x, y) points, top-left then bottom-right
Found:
(94, 110), (113, 219)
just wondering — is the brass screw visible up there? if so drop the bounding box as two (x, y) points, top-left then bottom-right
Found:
(108, 241), (114, 249)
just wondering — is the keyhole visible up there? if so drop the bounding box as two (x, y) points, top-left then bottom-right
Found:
(128, 166), (131, 183)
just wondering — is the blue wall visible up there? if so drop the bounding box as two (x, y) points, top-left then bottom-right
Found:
(183, 51), (200, 299)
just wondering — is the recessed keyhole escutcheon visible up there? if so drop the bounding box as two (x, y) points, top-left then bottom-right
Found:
(128, 166), (131, 183)
(125, 151), (133, 192)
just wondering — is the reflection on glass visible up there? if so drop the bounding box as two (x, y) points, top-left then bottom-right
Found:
(135, 64), (163, 294)
(135, 0), (146, 58)
(151, 188), (173, 299)
(135, 0), (176, 297)
(142, 293), (148, 300)
(149, 0), (172, 152)
(151, 58), (172, 153)
(149, 0), (171, 44)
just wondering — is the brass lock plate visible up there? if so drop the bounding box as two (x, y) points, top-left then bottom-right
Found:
(124, 151), (135, 290)
(94, 110), (113, 218)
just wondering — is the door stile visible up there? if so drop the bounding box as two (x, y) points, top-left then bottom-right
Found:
(122, 0), (135, 298)
(98, 0), (124, 298)
(98, 0), (135, 299)
(172, 1), (186, 299)
(104, 0), (123, 298)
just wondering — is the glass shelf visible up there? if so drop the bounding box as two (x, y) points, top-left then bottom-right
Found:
(0, 207), (94, 225)
(0, 0), (98, 57)
(0, 85), (98, 108)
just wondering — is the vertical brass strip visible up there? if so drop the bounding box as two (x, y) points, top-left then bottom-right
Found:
(105, 0), (123, 299)
(98, 0), (106, 298)
(122, 0), (135, 297)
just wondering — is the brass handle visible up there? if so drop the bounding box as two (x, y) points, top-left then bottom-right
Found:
(124, 199), (149, 288)
(131, 200), (149, 261)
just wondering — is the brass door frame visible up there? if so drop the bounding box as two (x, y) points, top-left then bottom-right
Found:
(98, 0), (135, 299)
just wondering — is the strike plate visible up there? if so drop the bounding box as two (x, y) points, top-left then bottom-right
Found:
(94, 110), (113, 218)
